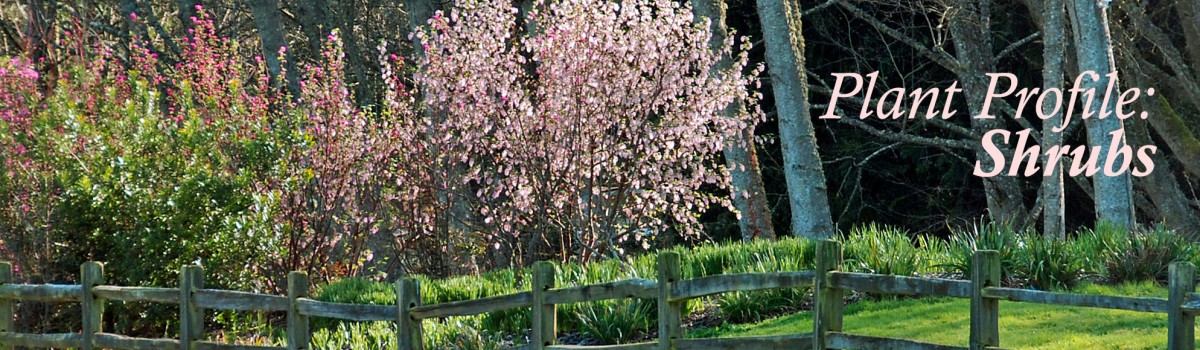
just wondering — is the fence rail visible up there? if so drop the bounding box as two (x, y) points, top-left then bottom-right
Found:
(0, 240), (1197, 350)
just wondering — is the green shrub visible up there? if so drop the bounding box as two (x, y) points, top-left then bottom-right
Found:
(424, 318), (507, 350)
(677, 237), (814, 278)
(311, 322), (394, 350)
(711, 245), (811, 323)
(315, 277), (397, 305)
(574, 299), (655, 344)
(312, 277), (396, 330)
(716, 288), (807, 324)
(1074, 222), (1126, 274)
(1104, 225), (1194, 284)
(914, 235), (952, 273)
(840, 224), (921, 276)
(943, 222), (1024, 279)
(1016, 235), (1085, 290)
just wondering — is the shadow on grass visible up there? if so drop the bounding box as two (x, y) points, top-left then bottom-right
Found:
(689, 281), (1185, 349)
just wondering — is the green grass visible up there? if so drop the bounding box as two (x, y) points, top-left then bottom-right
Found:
(690, 281), (1180, 349)
(306, 223), (1199, 348)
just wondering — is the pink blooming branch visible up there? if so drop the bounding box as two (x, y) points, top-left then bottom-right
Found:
(409, 0), (762, 262)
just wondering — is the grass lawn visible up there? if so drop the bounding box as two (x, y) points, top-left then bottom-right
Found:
(689, 282), (1190, 349)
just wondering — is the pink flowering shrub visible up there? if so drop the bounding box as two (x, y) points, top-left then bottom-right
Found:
(248, 30), (412, 283)
(0, 1), (764, 313)
(0, 56), (55, 282)
(0, 8), (392, 298)
(409, 0), (761, 264)
(40, 9), (290, 294)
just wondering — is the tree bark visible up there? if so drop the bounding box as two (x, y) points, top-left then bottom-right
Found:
(1145, 97), (1200, 180)
(176, 0), (200, 34)
(694, 0), (777, 241)
(1174, 0), (1200, 81)
(332, 0), (374, 107)
(1126, 115), (1200, 239)
(1066, 0), (1136, 229)
(247, 0), (299, 96)
(948, 0), (1029, 228)
(295, 0), (332, 57)
(753, 0), (834, 239)
(1040, 0), (1066, 239)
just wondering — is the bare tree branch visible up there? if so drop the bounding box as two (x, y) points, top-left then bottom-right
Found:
(838, 117), (976, 150)
(803, 0), (843, 16)
(837, 0), (962, 74)
(996, 31), (1039, 61)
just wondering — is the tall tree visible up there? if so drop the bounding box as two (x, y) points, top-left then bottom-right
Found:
(947, 0), (1030, 228)
(1066, 0), (1135, 229)
(1040, 0), (1066, 238)
(1109, 8), (1200, 237)
(828, 0), (1036, 229)
(295, 0), (332, 58)
(754, 0), (835, 238)
(693, 0), (777, 241)
(176, 0), (200, 34)
(247, 0), (299, 95)
(293, 0), (374, 106)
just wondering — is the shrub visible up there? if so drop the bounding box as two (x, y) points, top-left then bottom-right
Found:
(574, 299), (655, 344)
(1074, 222), (1126, 274)
(716, 288), (807, 324)
(410, 0), (764, 265)
(1016, 235), (1085, 290)
(423, 318), (507, 350)
(311, 322), (394, 350)
(943, 222), (1024, 279)
(711, 244), (810, 323)
(1104, 225), (1194, 284)
(840, 224), (922, 276)
(312, 277), (396, 329)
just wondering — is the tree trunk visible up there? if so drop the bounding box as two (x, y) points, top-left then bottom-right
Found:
(1066, 0), (1136, 229)
(406, 0), (439, 55)
(247, 0), (299, 96)
(693, 0), (777, 241)
(1175, 0), (1200, 79)
(332, 0), (374, 107)
(753, 0), (834, 239)
(1145, 95), (1200, 180)
(1040, 0), (1067, 239)
(295, 0), (332, 57)
(948, 0), (1029, 228)
(176, 0), (200, 34)
(1126, 116), (1200, 239)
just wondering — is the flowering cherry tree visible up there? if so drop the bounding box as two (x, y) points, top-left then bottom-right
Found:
(409, 0), (762, 263)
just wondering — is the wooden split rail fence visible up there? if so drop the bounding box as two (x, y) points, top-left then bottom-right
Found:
(1, 240), (1198, 349)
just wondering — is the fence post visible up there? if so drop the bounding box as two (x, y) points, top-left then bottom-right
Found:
(813, 240), (843, 350)
(180, 265), (205, 350)
(81, 262), (104, 350)
(396, 278), (423, 350)
(0, 262), (11, 350)
(657, 252), (682, 350)
(1168, 262), (1196, 350)
(531, 261), (557, 349)
(287, 271), (310, 350)
(970, 250), (1000, 350)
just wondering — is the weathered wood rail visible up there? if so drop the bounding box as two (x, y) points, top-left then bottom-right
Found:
(0, 240), (1197, 350)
